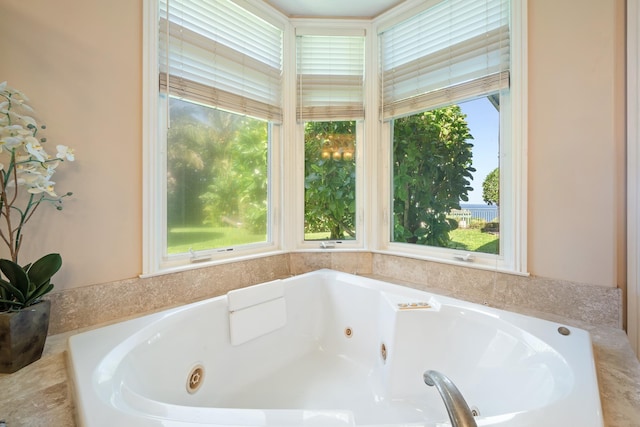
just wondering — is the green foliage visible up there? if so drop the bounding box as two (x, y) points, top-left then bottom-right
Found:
(392, 106), (475, 247)
(468, 218), (487, 229)
(166, 99), (268, 249)
(0, 253), (61, 311)
(482, 222), (500, 233)
(304, 121), (356, 240)
(198, 118), (268, 234)
(482, 167), (500, 206)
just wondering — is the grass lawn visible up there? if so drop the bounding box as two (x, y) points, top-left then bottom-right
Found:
(168, 226), (498, 255)
(304, 232), (357, 241)
(305, 229), (497, 254)
(304, 232), (331, 240)
(449, 228), (499, 254)
(167, 226), (266, 254)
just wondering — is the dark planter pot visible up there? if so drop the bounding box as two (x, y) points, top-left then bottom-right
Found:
(0, 300), (51, 374)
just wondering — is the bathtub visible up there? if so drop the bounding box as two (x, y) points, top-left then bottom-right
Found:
(67, 269), (603, 427)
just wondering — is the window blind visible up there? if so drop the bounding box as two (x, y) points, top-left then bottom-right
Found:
(296, 31), (366, 122)
(159, 0), (283, 122)
(380, 0), (510, 120)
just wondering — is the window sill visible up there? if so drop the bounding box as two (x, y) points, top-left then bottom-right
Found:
(140, 249), (288, 279)
(371, 248), (530, 277)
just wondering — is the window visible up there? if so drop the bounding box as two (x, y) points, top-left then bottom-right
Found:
(296, 31), (365, 246)
(391, 96), (501, 254)
(143, 0), (526, 274)
(304, 121), (357, 241)
(144, 0), (283, 274)
(378, 0), (525, 272)
(165, 98), (269, 254)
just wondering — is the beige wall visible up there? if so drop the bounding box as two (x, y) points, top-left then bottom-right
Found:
(0, 0), (142, 289)
(528, 0), (626, 288)
(0, 0), (626, 291)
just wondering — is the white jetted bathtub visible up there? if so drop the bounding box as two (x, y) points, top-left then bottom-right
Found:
(68, 269), (604, 427)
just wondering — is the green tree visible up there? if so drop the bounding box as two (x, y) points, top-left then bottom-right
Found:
(200, 117), (268, 234)
(167, 98), (268, 236)
(393, 106), (475, 247)
(304, 121), (356, 240)
(166, 100), (212, 228)
(482, 167), (500, 206)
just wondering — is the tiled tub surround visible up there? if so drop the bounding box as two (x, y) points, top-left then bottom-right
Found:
(46, 254), (291, 335)
(0, 252), (637, 426)
(43, 252), (621, 336)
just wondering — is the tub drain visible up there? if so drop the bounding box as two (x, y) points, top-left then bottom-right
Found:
(186, 364), (205, 394)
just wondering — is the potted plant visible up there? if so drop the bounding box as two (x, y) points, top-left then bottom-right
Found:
(0, 82), (75, 373)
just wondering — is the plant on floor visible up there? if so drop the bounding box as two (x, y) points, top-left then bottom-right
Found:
(0, 81), (75, 312)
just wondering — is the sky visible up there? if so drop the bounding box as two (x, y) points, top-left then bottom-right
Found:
(458, 97), (500, 204)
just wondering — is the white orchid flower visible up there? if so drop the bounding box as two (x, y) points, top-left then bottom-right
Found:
(15, 154), (33, 165)
(17, 159), (54, 178)
(0, 136), (24, 148)
(25, 138), (47, 162)
(23, 172), (57, 197)
(19, 115), (37, 127)
(56, 145), (75, 161)
(28, 185), (58, 198)
(0, 82), (76, 263)
(45, 160), (59, 172)
(2, 125), (25, 132)
(7, 111), (29, 126)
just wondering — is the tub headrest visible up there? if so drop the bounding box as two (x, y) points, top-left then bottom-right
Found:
(227, 279), (283, 311)
(227, 279), (286, 345)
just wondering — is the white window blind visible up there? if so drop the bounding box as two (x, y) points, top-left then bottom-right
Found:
(159, 0), (283, 122)
(380, 0), (510, 120)
(296, 31), (366, 121)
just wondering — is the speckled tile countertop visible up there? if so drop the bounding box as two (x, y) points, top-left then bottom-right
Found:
(0, 303), (638, 426)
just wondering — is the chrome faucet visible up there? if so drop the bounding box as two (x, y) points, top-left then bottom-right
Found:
(423, 370), (478, 427)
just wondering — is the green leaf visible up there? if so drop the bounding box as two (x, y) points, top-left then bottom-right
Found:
(26, 253), (62, 288)
(0, 298), (23, 309)
(0, 277), (25, 304)
(24, 282), (54, 306)
(0, 259), (30, 297)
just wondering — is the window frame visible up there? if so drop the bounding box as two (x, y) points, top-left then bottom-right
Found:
(160, 95), (282, 269)
(142, 0), (286, 276)
(143, 0), (527, 276)
(372, 0), (527, 274)
(289, 22), (371, 252)
(295, 119), (365, 250)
